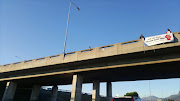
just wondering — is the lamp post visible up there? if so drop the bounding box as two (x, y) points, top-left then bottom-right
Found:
(63, 2), (80, 54)
(149, 81), (152, 101)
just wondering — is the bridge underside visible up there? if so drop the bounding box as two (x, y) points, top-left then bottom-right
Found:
(1, 45), (180, 87)
(13, 60), (180, 87)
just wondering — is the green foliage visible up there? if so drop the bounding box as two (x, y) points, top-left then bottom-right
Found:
(124, 92), (139, 97)
(166, 99), (174, 101)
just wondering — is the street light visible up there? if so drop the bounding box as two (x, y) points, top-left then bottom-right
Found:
(63, 2), (80, 55)
(149, 81), (152, 101)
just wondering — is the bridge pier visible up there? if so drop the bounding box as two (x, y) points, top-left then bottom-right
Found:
(0, 82), (6, 101)
(2, 81), (17, 101)
(70, 74), (83, 101)
(30, 85), (41, 101)
(107, 82), (112, 101)
(51, 85), (58, 101)
(92, 80), (100, 101)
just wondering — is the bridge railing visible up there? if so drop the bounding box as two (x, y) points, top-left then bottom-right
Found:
(1, 32), (180, 73)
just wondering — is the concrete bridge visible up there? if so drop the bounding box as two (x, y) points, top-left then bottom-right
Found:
(0, 31), (180, 101)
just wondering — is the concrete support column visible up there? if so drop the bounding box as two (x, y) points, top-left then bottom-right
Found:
(70, 74), (83, 101)
(2, 81), (17, 101)
(30, 85), (41, 101)
(51, 85), (58, 101)
(92, 80), (100, 101)
(0, 82), (6, 101)
(107, 82), (112, 101)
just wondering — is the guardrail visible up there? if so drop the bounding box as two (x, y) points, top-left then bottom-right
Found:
(0, 39), (140, 66)
(0, 32), (180, 73)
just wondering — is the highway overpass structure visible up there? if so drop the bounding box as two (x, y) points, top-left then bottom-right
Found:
(0, 31), (180, 101)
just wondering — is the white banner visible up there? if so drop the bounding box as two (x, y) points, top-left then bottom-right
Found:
(144, 33), (174, 46)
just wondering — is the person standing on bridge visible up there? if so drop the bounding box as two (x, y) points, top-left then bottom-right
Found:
(140, 34), (145, 40)
(166, 29), (171, 34)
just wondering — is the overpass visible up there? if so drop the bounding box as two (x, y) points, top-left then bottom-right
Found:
(0, 31), (180, 101)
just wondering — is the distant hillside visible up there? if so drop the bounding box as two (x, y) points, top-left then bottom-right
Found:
(141, 96), (158, 101)
(142, 91), (180, 101)
(166, 91), (180, 101)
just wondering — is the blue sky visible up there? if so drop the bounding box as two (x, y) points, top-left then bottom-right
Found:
(1, 0), (180, 98)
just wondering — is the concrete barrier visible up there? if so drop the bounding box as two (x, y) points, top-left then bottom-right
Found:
(0, 31), (180, 73)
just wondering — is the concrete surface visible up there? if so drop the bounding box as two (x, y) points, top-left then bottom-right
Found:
(106, 82), (112, 101)
(70, 74), (83, 101)
(30, 85), (41, 101)
(0, 82), (6, 101)
(2, 82), (17, 101)
(1, 31), (179, 73)
(0, 31), (180, 101)
(0, 32), (180, 86)
(51, 85), (58, 101)
(92, 80), (100, 101)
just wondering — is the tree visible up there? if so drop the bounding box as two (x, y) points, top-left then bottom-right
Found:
(124, 92), (139, 97)
(166, 99), (174, 101)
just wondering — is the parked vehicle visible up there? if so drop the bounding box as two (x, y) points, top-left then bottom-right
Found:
(112, 96), (142, 101)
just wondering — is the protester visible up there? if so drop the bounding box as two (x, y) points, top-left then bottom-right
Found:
(89, 46), (91, 50)
(166, 29), (171, 34)
(140, 34), (145, 40)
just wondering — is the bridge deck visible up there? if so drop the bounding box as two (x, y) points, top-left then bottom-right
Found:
(0, 31), (180, 86)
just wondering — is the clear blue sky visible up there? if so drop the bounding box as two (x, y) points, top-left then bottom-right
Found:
(0, 0), (180, 98)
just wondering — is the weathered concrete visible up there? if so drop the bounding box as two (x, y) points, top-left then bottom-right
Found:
(2, 81), (17, 101)
(30, 85), (41, 101)
(0, 82), (6, 101)
(1, 31), (179, 74)
(0, 32), (180, 86)
(92, 80), (100, 101)
(70, 74), (83, 101)
(51, 85), (58, 101)
(106, 82), (112, 101)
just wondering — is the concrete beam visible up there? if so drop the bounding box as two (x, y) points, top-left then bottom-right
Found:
(107, 82), (112, 101)
(92, 80), (100, 101)
(30, 85), (41, 101)
(2, 81), (17, 101)
(51, 85), (58, 101)
(70, 74), (83, 101)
